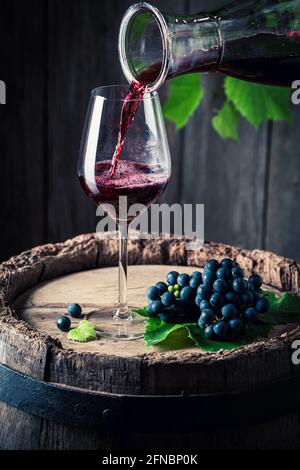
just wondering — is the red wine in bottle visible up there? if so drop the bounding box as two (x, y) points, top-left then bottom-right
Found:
(119, 0), (300, 89)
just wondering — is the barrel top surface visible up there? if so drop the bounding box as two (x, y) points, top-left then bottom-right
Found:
(14, 265), (202, 357)
(11, 266), (296, 359)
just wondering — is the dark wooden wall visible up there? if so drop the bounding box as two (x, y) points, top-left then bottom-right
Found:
(0, 0), (300, 262)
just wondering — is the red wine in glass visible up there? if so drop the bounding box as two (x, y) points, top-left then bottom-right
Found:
(80, 160), (169, 222)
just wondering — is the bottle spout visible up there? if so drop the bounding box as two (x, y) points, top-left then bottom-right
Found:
(118, 2), (171, 92)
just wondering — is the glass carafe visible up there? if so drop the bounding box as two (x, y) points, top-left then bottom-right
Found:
(119, 0), (300, 90)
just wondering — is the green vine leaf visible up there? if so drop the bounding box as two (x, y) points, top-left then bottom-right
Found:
(163, 74), (203, 129)
(212, 101), (239, 141)
(132, 307), (148, 317)
(68, 320), (97, 342)
(224, 77), (292, 128)
(142, 315), (271, 352)
(259, 291), (300, 324)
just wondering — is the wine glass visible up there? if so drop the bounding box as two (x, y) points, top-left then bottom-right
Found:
(78, 85), (171, 340)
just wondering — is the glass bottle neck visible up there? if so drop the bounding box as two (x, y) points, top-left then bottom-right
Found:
(167, 14), (222, 79)
(119, 3), (222, 91)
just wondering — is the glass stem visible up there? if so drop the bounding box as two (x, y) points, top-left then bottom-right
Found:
(115, 222), (131, 321)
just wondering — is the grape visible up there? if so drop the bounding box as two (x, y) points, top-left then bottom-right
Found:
(57, 315), (71, 332)
(204, 259), (219, 272)
(177, 273), (191, 288)
(164, 301), (185, 321)
(191, 271), (202, 280)
(189, 276), (202, 289)
(239, 290), (254, 307)
(248, 274), (263, 290)
(147, 257), (268, 341)
(156, 282), (168, 294)
(147, 286), (161, 301)
(197, 284), (212, 300)
(213, 279), (229, 293)
(216, 268), (230, 281)
(255, 297), (269, 313)
(160, 311), (177, 323)
(202, 270), (216, 285)
(180, 286), (194, 302)
(231, 267), (244, 279)
(149, 300), (164, 316)
(213, 320), (229, 339)
(204, 324), (215, 339)
(166, 271), (179, 285)
(244, 307), (257, 321)
(199, 309), (214, 326)
(232, 278), (248, 293)
(220, 258), (235, 270)
(200, 299), (210, 311)
(67, 303), (82, 318)
(221, 303), (238, 320)
(210, 292), (224, 309)
(161, 292), (176, 307)
(228, 319), (244, 338)
(146, 304), (153, 315)
(225, 291), (239, 305)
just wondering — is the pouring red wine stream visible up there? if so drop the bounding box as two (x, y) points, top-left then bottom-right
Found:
(109, 80), (146, 178)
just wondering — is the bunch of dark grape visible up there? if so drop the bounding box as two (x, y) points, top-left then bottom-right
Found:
(146, 271), (201, 324)
(146, 258), (269, 341)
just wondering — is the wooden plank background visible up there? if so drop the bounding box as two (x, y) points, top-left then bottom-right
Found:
(0, 0), (299, 262)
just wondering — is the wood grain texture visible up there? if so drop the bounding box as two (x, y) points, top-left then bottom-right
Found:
(265, 106), (300, 260)
(180, 72), (268, 249)
(0, 0), (45, 261)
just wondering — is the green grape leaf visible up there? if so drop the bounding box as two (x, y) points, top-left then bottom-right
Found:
(225, 77), (292, 128)
(144, 317), (186, 346)
(68, 328), (90, 342)
(67, 320), (97, 342)
(163, 74), (203, 129)
(259, 291), (300, 324)
(132, 307), (149, 318)
(187, 323), (272, 352)
(79, 320), (97, 339)
(142, 314), (271, 353)
(212, 101), (239, 141)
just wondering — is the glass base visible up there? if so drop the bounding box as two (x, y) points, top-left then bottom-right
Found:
(86, 306), (145, 340)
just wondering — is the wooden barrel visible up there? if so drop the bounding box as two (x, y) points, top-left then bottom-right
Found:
(0, 233), (300, 450)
